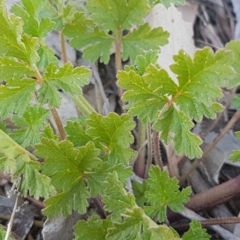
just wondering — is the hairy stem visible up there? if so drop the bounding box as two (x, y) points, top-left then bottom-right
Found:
(180, 110), (240, 183)
(134, 121), (146, 178)
(176, 217), (240, 229)
(186, 173), (240, 211)
(152, 130), (163, 170)
(34, 67), (43, 85)
(115, 27), (123, 98)
(60, 31), (68, 64)
(200, 217), (240, 226)
(180, 207), (240, 240)
(49, 107), (66, 140)
(145, 123), (153, 178)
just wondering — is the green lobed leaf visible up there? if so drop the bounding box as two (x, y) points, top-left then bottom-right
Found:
(119, 48), (234, 121)
(65, 121), (92, 147)
(87, 162), (132, 196)
(11, 106), (49, 147)
(106, 208), (145, 240)
(46, 1), (82, 31)
(43, 62), (91, 94)
(148, 0), (185, 7)
(0, 79), (35, 119)
(74, 216), (112, 240)
(43, 181), (90, 218)
(41, 125), (59, 141)
(118, 65), (177, 123)
(35, 139), (101, 191)
(14, 0), (44, 16)
(37, 45), (59, 71)
(39, 63), (91, 107)
(63, 12), (114, 64)
(38, 80), (61, 107)
(226, 40), (240, 88)
(132, 180), (148, 207)
(13, 155), (55, 199)
(86, 0), (150, 34)
(174, 95), (224, 123)
(0, 0), (28, 62)
(102, 172), (136, 222)
(171, 48), (234, 108)
(98, 173), (180, 239)
(182, 220), (210, 240)
(11, 0), (55, 38)
(144, 165), (191, 222)
(21, 34), (40, 66)
(60, 4), (82, 27)
(0, 1), (40, 66)
(86, 113), (136, 165)
(118, 48), (234, 158)
(133, 50), (159, 76)
(66, 114), (136, 165)
(35, 139), (102, 218)
(107, 206), (179, 240)
(122, 23), (169, 61)
(0, 57), (33, 80)
(154, 106), (202, 158)
(66, 119), (132, 196)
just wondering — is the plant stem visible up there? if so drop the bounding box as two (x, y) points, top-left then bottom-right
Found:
(33, 66), (66, 140)
(145, 123), (153, 178)
(134, 121), (146, 178)
(26, 196), (45, 209)
(152, 130), (163, 170)
(180, 207), (240, 240)
(180, 110), (240, 183)
(34, 67), (43, 85)
(49, 107), (66, 140)
(177, 217), (240, 229)
(185, 173), (240, 212)
(115, 27), (123, 98)
(60, 31), (68, 64)
(73, 95), (96, 116)
(200, 217), (240, 226)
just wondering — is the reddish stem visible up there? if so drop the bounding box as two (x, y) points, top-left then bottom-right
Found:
(186, 173), (240, 211)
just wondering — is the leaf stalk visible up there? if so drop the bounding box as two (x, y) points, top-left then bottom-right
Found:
(115, 26), (123, 98)
(49, 107), (66, 140)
